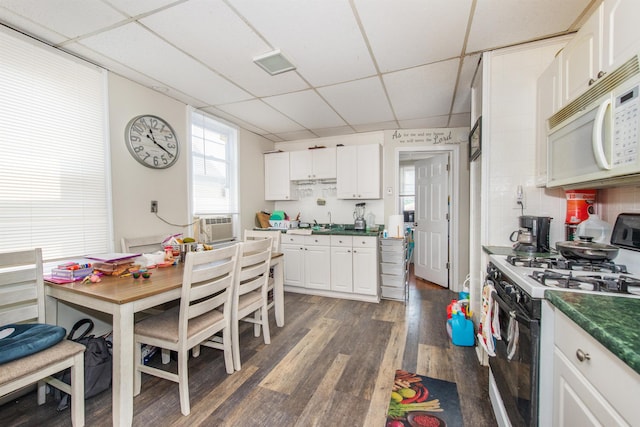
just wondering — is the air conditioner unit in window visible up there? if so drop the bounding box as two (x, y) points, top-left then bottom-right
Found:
(200, 216), (235, 243)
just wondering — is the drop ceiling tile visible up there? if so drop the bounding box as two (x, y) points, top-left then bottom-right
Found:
(452, 53), (480, 114)
(228, 0), (376, 87)
(400, 116), (449, 129)
(318, 77), (394, 125)
(0, 0), (126, 40)
(216, 99), (304, 134)
(313, 126), (356, 138)
(384, 58), (459, 121)
(140, 0), (309, 98)
(353, 121), (399, 133)
(355, 0), (472, 72)
(79, 22), (252, 105)
(467, 0), (592, 53)
(104, 0), (178, 17)
(261, 134), (286, 142)
(199, 106), (268, 135)
(263, 90), (345, 130)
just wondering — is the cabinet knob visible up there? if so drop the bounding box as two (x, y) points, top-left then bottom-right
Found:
(588, 78), (596, 86)
(597, 70), (606, 79)
(575, 349), (591, 362)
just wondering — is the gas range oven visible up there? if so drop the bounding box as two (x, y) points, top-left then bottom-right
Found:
(486, 251), (640, 427)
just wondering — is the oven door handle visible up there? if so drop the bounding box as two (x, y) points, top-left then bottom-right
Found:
(493, 292), (534, 324)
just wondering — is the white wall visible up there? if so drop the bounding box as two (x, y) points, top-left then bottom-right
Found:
(482, 38), (570, 248)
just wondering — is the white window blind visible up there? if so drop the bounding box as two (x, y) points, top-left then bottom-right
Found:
(0, 28), (110, 260)
(191, 110), (238, 215)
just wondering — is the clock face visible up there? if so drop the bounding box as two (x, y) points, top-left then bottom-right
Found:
(125, 115), (179, 169)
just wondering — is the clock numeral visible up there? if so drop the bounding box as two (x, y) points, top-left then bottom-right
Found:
(142, 152), (151, 161)
(163, 133), (174, 141)
(153, 156), (160, 167)
(160, 155), (169, 165)
(134, 145), (144, 153)
(166, 142), (176, 149)
(132, 123), (145, 135)
(130, 135), (141, 142)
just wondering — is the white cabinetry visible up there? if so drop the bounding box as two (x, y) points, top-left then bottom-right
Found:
(264, 152), (296, 201)
(285, 233), (378, 301)
(535, 53), (562, 187)
(559, 0), (640, 107)
(552, 310), (636, 426)
(561, 4), (602, 105)
(379, 237), (407, 301)
(303, 235), (331, 291)
(336, 144), (381, 199)
(281, 234), (304, 287)
(330, 236), (353, 293)
(351, 236), (378, 296)
(290, 148), (336, 181)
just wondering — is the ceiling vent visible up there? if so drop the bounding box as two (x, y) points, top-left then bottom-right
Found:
(253, 49), (296, 76)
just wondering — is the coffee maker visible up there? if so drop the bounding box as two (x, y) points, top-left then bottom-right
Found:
(353, 202), (366, 231)
(510, 215), (552, 253)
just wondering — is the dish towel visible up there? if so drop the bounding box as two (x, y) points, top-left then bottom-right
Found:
(506, 316), (519, 360)
(477, 281), (501, 357)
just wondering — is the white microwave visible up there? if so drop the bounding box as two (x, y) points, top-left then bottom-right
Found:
(547, 56), (640, 188)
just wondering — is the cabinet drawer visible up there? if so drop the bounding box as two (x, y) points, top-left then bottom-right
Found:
(381, 286), (405, 300)
(380, 238), (404, 247)
(380, 273), (405, 287)
(554, 310), (637, 423)
(353, 236), (377, 248)
(305, 235), (331, 246)
(281, 234), (305, 245)
(381, 251), (405, 263)
(380, 262), (405, 276)
(330, 235), (352, 247)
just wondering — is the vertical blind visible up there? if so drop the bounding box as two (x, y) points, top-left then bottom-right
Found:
(0, 28), (110, 260)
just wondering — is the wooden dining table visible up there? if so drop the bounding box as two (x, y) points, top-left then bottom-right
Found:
(44, 252), (284, 427)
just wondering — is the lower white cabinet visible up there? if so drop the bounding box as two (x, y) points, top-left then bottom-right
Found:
(552, 310), (636, 426)
(379, 237), (407, 301)
(283, 233), (378, 301)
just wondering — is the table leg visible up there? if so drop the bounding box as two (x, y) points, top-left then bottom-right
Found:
(272, 257), (284, 327)
(112, 304), (135, 427)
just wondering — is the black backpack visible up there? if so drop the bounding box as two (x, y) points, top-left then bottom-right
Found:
(56, 319), (112, 411)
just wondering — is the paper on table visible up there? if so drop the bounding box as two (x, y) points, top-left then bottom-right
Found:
(85, 253), (141, 263)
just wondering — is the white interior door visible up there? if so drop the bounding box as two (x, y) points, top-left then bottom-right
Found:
(414, 154), (450, 287)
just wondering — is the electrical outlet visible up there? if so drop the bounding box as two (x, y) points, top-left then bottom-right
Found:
(150, 200), (158, 213)
(514, 186), (525, 209)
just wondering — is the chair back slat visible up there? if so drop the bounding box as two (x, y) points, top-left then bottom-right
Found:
(121, 234), (168, 253)
(179, 244), (240, 338)
(0, 248), (44, 325)
(236, 239), (272, 298)
(243, 230), (281, 252)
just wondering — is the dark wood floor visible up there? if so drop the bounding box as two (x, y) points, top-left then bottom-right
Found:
(0, 267), (496, 426)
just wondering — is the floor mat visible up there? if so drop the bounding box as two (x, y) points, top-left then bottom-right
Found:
(386, 369), (463, 427)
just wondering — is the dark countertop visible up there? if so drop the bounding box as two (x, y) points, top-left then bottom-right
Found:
(255, 225), (380, 237)
(545, 291), (640, 375)
(483, 245), (557, 258)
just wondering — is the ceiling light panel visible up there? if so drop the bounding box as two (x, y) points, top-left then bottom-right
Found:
(253, 49), (296, 75)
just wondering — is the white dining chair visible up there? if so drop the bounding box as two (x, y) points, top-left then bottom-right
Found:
(0, 248), (86, 426)
(133, 244), (240, 416)
(230, 238), (273, 371)
(243, 229), (281, 253)
(121, 234), (168, 254)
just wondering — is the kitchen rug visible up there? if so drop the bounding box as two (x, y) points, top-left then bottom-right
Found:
(386, 369), (463, 427)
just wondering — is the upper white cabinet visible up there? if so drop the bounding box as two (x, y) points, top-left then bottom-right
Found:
(264, 152), (296, 201)
(290, 147), (336, 181)
(536, 53), (562, 186)
(336, 144), (381, 199)
(560, 0), (640, 107)
(561, 4), (602, 105)
(602, 0), (640, 74)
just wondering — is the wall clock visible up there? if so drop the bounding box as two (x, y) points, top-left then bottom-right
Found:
(125, 114), (179, 169)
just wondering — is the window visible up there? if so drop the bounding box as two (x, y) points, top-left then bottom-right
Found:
(190, 110), (238, 216)
(0, 28), (110, 260)
(399, 163), (415, 213)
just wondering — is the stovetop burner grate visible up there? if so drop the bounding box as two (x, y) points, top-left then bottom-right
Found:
(506, 255), (628, 273)
(530, 270), (639, 294)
